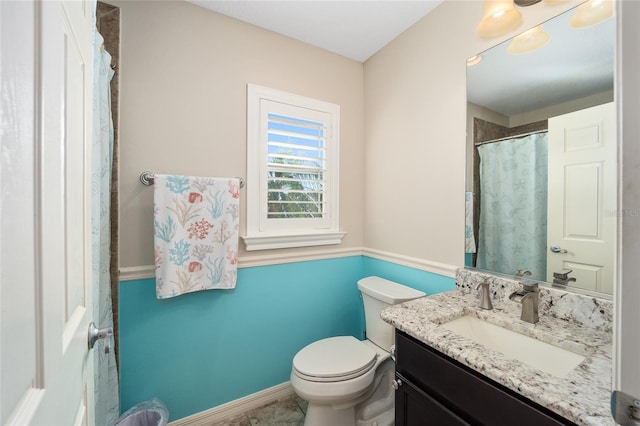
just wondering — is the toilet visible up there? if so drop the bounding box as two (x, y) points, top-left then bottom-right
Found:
(290, 276), (426, 426)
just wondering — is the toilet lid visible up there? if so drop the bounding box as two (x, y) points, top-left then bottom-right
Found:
(293, 336), (377, 382)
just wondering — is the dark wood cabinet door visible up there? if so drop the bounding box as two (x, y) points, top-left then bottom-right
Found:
(396, 373), (471, 426)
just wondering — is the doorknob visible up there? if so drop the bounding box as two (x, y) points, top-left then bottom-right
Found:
(88, 322), (113, 354)
(611, 390), (640, 425)
(550, 245), (568, 253)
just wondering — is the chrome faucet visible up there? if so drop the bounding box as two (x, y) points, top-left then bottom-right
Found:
(509, 282), (539, 324)
(474, 280), (493, 310)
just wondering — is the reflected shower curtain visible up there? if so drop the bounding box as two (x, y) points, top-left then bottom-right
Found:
(476, 133), (548, 280)
(92, 30), (119, 425)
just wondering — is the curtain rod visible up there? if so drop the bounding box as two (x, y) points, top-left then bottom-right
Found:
(474, 129), (548, 146)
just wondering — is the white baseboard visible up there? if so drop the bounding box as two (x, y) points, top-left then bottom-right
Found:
(168, 382), (295, 426)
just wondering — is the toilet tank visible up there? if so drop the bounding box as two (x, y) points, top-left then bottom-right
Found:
(358, 276), (426, 351)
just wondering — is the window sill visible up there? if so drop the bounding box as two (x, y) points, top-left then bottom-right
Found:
(242, 231), (347, 251)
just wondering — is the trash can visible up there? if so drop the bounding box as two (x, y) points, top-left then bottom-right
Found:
(115, 398), (169, 426)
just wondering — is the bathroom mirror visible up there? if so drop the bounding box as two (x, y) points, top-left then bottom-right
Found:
(466, 6), (615, 296)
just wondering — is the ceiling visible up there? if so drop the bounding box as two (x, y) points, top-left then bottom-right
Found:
(186, 0), (445, 62)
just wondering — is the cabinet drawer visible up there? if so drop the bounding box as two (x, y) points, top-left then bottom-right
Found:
(396, 331), (575, 426)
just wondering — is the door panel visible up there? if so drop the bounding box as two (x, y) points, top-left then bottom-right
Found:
(62, 7), (90, 364)
(564, 163), (601, 238)
(64, 13), (89, 323)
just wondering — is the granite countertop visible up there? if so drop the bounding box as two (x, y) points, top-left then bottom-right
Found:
(381, 283), (613, 426)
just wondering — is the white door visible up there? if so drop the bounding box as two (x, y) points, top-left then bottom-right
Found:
(1, 1), (96, 425)
(546, 102), (616, 294)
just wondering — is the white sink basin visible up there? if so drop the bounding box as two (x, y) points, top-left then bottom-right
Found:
(441, 315), (585, 378)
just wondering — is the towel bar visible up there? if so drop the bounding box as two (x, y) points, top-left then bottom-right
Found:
(139, 171), (245, 188)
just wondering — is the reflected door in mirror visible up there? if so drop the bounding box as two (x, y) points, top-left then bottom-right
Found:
(547, 102), (616, 294)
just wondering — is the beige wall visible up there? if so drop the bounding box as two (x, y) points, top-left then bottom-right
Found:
(115, 1), (364, 268)
(116, 0), (587, 271)
(363, 0), (583, 269)
(509, 89), (614, 127)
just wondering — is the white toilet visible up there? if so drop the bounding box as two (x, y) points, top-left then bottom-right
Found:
(290, 276), (426, 426)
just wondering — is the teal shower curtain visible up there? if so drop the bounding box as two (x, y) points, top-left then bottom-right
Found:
(92, 30), (119, 425)
(476, 133), (548, 281)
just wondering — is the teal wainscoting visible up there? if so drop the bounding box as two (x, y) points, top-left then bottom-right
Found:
(119, 255), (456, 421)
(119, 256), (364, 421)
(362, 256), (456, 296)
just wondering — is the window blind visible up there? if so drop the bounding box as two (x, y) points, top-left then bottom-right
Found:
(266, 113), (327, 219)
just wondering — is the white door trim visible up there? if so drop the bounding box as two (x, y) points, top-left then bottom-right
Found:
(614, 0), (640, 397)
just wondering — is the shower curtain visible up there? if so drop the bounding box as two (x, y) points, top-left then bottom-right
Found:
(476, 133), (548, 281)
(92, 29), (119, 425)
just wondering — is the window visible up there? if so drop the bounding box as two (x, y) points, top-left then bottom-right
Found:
(244, 84), (345, 251)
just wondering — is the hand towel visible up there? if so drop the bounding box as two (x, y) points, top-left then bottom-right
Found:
(154, 174), (240, 299)
(465, 192), (477, 254)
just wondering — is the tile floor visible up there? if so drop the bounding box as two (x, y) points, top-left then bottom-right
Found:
(211, 394), (308, 426)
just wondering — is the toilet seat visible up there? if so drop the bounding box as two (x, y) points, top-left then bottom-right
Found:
(293, 336), (377, 383)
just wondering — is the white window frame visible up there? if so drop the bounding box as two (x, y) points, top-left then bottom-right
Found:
(243, 84), (345, 251)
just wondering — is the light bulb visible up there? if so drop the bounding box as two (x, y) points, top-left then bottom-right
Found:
(476, 0), (523, 38)
(569, 0), (614, 28)
(507, 25), (550, 54)
(467, 55), (483, 66)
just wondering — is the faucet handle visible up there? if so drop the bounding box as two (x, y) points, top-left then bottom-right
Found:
(473, 280), (489, 290)
(553, 268), (573, 280)
(515, 269), (532, 278)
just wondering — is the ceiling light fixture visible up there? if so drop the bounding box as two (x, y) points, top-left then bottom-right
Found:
(476, 0), (613, 41)
(467, 55), (483, 66)
(507, 25), (550, 54)
(476, 0), (522, 38)
(569, 0), (614, 28)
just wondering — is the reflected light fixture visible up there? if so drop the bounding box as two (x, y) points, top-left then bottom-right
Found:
(569, 0), (614, 28)
(476, 0), (522, 38)
(467, 55), (483, 66)
(507, 25), (550, 54)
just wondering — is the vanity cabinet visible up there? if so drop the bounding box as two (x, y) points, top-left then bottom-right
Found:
(394, 330), (576, 426)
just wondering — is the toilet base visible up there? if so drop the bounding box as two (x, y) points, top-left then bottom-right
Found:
(355, 359), (395, 426)
(304, 404), (356, 426)
(300, 357), (396, 426)
(356, 407), (394, 426)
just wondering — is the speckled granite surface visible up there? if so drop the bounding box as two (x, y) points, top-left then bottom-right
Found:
(456, 268), (614, 332)
(380, 269), (613, 426)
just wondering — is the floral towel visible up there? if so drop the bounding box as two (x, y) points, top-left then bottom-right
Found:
(154, 174), (240, 299)
(465, 192), (477, 254)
